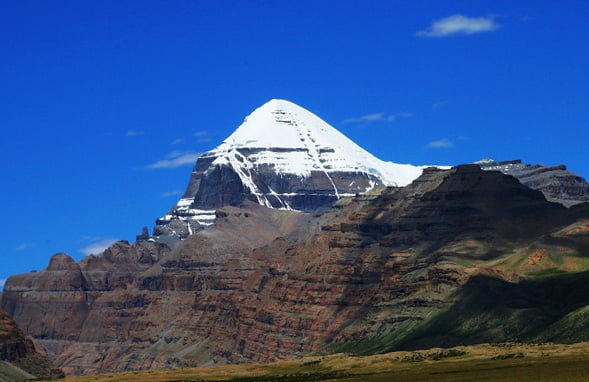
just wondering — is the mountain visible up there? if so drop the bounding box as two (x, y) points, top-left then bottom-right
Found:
(3, 99), (589, 376)
(154, 99), (428, 241)
(0, 309), (64, 380)
(3, 165), (589, 375)
(152, 101), (589, 244)
(477, 159), (589, 207)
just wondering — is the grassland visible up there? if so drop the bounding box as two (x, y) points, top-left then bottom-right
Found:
(63, 342), (589, 382)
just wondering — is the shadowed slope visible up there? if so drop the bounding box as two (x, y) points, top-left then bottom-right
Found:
(3, 166), (589, 375)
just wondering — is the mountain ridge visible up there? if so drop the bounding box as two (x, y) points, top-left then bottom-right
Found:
(2, 99), (589, 376)
(478, 159), (589, 207)
(4, 165), (589, 375)
(152, 100), (589, 244)
(154, 99), (431, 242)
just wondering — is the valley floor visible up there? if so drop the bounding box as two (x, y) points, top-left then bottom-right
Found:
(63, 342), (589, 382)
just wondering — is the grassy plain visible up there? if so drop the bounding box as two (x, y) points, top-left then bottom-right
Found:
(63, 342), (589, 382)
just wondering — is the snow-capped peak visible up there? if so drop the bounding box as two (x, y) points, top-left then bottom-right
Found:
(155, 99), (437, 239)
(204, 99), (424, 187)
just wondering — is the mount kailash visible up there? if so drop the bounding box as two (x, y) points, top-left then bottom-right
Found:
(2, 99), (589, 376)
(151, 99), (589, 243)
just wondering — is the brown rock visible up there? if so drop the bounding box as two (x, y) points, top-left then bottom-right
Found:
(2, 166), (589, 375)
(526, 249), (551, 266)
(0, 309), (64, 379)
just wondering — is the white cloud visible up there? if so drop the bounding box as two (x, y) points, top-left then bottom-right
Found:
(126, 130), (145, 137)
(194, 130), (212, 144)
(162, 190), (183, 197)
(171, 138), (185, 145)
(417, 14), (500, 37)
(427, 138), (454, 149)
(15, 243), (32, 251)
(80, 238), (119, 256)
(342, 112), (397, 125)
(0, 279), (6, 289)
(342, 111), (415, 125)
(343, 112), (386, 124)
(145, 151), (200, 170)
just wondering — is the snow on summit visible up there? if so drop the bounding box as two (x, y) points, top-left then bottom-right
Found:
(155, 99), (434, 240)
(205, 99), (425, 187)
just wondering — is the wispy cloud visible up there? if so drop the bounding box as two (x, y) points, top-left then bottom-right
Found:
(162, 190), (183, 197)
(145, 151), (200, 170)
(417, 14), (500, 37)
(343, 110), (415, 125)
(343, 112), (392, 124)
(171, 132), (212, 146)
(427, 138), (454, 149)
(194, 130), (212, 144)
(0, 278), (6, 290)
(80, 238), (119, 256)
(15, 243), (33, 251)
(126, 130), (145, 137)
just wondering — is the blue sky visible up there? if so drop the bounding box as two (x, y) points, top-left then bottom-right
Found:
(1, 0), (588, 287)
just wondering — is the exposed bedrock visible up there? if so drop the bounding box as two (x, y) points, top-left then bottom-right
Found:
(3, 166), (589, 375)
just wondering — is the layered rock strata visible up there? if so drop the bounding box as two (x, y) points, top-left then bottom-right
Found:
(0, 309), (64, 380)
(154, 99), (428, 242)
(477, 159), (589, 207)
(4, 166), (589, 375)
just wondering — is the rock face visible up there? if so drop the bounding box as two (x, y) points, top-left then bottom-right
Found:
(154, 99), (429, 242)
(4, 99), (589, 376)
(0, 309), (33, 363)
(1, 208), (312, 374)
(477, 159), (589, 207)
(1, 242), (169, 353)
(4, 166), (589, 375)
(0, 309), (64, 380)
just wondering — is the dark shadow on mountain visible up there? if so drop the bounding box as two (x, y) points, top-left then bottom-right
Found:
(396, 270), (589, 351)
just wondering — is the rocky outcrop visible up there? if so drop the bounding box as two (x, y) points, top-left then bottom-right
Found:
(4, 166), (589, 375)
(477, 159), (589, 207)
(0, 309), (64, 380)
(0, 310), (33, 363)
(1, 241), (170, 351)
(1, 207), (313, 374)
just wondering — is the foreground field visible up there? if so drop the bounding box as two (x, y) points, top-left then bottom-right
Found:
(64, 342), (589, 382)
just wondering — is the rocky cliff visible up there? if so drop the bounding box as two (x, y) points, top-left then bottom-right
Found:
(0, 308), (64, 380)
(3, 166), (589, 375)
(1, 207), (312, 374)
(477, 159), (589, 207)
